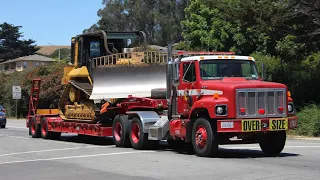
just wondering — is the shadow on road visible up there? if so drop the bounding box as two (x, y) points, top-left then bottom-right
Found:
(46, 135), (300, 158)
(158, 142), (300, 158)
(56, 134), (115, 146)
(215, 148), (299, 158)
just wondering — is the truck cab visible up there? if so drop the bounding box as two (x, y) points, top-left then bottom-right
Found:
(176, 54), (295, 118)
(164, 53), (298, 157)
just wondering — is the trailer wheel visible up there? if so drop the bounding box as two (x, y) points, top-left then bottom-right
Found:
(129, 117), (149, 150)
(28, 119), (31, 135)
(41, 118), (61, 140)
(112, 115), (131, 148)
(30, 118), (40, 138)
(258, 131), (286, 156)
(192, 118), (218, 157)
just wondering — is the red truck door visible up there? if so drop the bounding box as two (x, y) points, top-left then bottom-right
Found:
(177, 61), (197, 115)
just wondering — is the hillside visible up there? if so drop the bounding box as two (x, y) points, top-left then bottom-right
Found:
(36, 46), (70, 56)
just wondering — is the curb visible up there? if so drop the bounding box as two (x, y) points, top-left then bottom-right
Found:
(7, 119), (26, 121)
(287, 135), (320, 141)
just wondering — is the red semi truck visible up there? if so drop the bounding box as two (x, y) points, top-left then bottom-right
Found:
(26, 32), (298, 157)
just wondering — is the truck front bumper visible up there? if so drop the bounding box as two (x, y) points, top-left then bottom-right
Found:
(217, 116), (298, 133)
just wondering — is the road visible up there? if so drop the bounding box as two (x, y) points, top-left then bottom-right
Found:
(0, 120), (320, 180)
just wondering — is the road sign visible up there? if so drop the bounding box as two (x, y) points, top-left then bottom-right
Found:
(12, 86), (21, 99)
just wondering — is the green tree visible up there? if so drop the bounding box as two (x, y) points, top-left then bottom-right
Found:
(181, 0), (320, 106)
(181, 0), (290, 54)
(0, 22), (39, 62)
(83, 0), (130, 34)
(84, 0), (189, 46)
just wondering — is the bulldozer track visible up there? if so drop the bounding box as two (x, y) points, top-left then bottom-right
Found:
(69, 80), (93, 96)
(58, 80), (98, 123)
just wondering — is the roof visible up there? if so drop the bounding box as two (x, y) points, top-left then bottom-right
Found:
(36, 45), (70, 55)
(180, 55), (255, 62)
(0, 54), (56, 65)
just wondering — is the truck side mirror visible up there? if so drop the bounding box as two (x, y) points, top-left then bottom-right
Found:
(172, 65), (180, 87)
(172, 77), (180, 87)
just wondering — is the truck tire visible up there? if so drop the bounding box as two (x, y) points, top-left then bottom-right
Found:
(129, 117), (149, 150)
(192, 118), (218, 157)
(258, 131), (286, 156)
(30, 117), (41, 138)
(151, 88), (166, 99)
(41, 117), (61, 140)
(112, 115), (131, 148)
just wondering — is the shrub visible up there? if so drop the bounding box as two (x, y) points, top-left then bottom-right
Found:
(0, 62), (67, 118)
(295, 104), (320, 137)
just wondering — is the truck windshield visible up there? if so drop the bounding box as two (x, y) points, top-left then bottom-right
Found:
(199, 59), (259, 80)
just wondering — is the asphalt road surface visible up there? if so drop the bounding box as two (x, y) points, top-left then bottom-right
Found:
(0, 120), (320, 180)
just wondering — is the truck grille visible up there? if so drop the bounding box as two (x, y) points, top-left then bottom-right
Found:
(236, 88), (286, 118)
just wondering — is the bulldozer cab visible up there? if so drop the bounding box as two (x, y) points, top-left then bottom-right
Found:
(70, 30), (146, 68)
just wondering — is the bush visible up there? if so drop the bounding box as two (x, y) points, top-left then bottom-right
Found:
(295, 104), (320, 137)
(250, 52), (282, 82)
(0, 62), (67, 118)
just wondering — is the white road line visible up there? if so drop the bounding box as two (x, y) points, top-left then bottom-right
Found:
(223, 145), (320, 149)
(6, 126), (27, 129)
(0, 146), (107, 157)
(0, 134), (106, 147)
(0, 151), (155, 165)
(5, 135), (30, 140)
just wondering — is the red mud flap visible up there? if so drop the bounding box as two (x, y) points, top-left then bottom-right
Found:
(217, 116), (298, 133)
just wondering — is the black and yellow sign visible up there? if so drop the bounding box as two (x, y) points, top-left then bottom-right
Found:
(242, 119), (261, 132)
(269, 118), (288, 131)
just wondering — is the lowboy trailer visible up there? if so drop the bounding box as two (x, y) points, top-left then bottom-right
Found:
(26, 32), (298, 157)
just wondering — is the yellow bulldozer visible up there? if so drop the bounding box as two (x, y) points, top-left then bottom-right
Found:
(58, 30), (178, 122)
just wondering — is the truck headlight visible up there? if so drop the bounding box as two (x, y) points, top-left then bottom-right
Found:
(215, 105), (227, 116)
(288, 103), (295, 113)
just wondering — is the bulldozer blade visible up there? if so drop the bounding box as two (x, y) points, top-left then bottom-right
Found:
(90, 64), (167, 100)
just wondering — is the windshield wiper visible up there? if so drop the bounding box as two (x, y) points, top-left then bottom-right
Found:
(245, 77), (258, 80)
(203, 77), (223, 80)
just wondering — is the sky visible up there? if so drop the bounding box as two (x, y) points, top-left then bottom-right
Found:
(0, 0), (103, 45)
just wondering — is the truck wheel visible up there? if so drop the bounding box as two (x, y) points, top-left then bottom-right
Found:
(259, 131), (286, 156)
(112, 115), (131, 148)
(30, 118), (40, 138)
(41, 118), (61, 140)
(129, 117), (149, 150)
(151, 88), (166, 99)
(192, 118), (218, 157)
